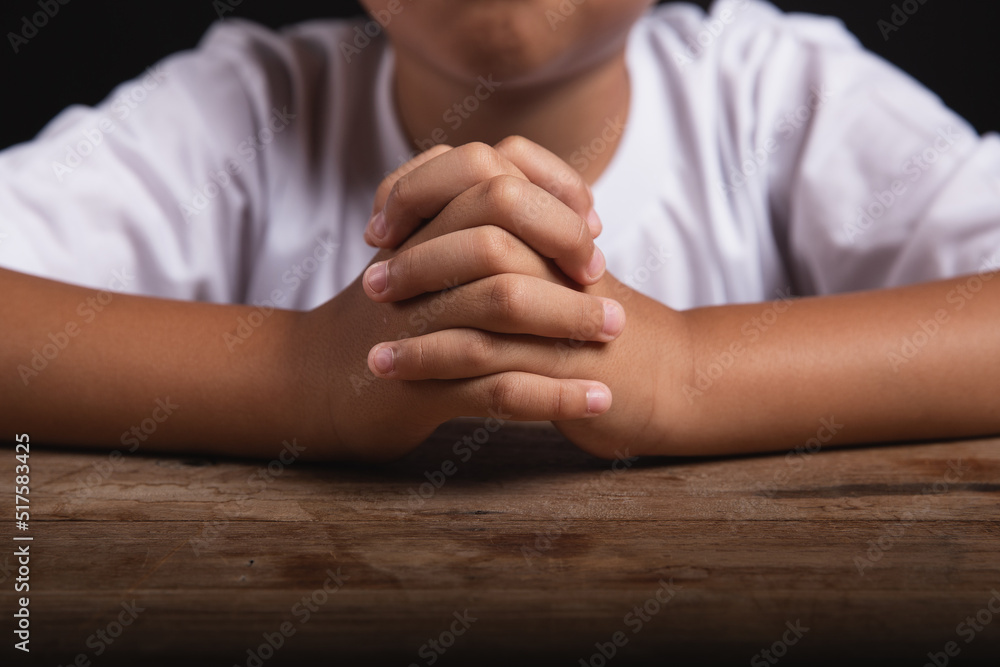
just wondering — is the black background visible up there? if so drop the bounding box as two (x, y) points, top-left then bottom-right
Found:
(1, 0), (996, 150)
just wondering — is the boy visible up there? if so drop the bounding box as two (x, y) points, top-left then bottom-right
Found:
(1, 0), (998, 460)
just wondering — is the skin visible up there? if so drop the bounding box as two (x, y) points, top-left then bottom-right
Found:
(0, 141), (620, 462)
(380, 0), (649, 184)
(357, 0), (1000, 456)
(2, 1), (998, 461)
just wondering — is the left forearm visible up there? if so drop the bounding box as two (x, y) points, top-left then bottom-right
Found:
(665, 272), (1000, 455)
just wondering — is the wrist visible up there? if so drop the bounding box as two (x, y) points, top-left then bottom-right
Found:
(654, 307), (708, 455)
(584, 275), (705, 456)
(237, 306), (330, 459)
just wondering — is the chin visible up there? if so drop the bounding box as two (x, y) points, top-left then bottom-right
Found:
(424, 6), (579, 84)
(379, 0), (651, 87)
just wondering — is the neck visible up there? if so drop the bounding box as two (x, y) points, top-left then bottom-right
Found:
(392, 51), (631, 185)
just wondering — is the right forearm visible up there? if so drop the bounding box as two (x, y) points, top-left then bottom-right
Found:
(1, 268), (314, 459)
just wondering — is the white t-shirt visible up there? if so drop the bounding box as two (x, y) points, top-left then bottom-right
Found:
(1, 0), (998, 311)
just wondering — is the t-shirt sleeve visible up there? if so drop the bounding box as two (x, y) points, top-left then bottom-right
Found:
(714, 0), (1000, 295)
(0, 19), (300, 302)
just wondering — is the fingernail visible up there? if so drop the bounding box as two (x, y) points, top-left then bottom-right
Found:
(367, 210), (387, 241)
(600, 298), (625, 339)
(586, 246), (606, 281)
(371, 345), (394, 375)
(586, 208), (603, 237)
(365, 262), (388, 293)
(586, 386), (612, 415)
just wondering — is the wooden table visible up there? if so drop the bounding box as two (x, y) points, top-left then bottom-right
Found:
(5, 422), (1000, 665)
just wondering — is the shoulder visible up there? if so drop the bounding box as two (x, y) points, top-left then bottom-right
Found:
(189, 16), (387, 89)
(639, 0), (861, 52)
(633, 0), (864, 80)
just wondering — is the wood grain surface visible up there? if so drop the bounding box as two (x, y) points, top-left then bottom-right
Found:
(3, 421), (1000, 665)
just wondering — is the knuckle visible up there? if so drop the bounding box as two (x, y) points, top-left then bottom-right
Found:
(569, 214), (591, 256)
(567, 169), (589, 197)
(464, 141), (504, 179)
(487, 274), (527, 323)
(488, 373), (522, 413)
(466, 329), (496, 368)
(581, 296), (606, 338)
(495, 134), (531, 156)
(474, 226), (516, 273)
(548, 169), (590, 210)
(410, 337), (431, 373)
(482, 174), (524, 219)
(387, 172), (416, 212)
(400, 336), (434, 376)
(550, 382), (570, 418)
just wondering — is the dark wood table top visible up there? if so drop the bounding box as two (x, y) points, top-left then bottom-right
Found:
(5, 421), (1000, 666)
